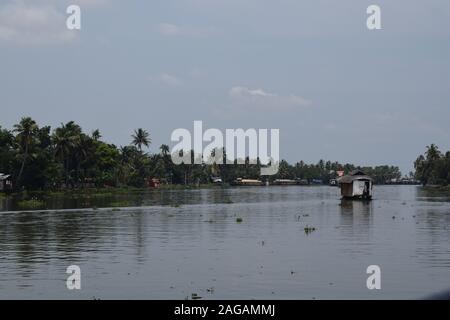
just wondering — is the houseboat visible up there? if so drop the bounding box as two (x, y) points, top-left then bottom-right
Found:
(231, 178), (264, 186)
(337, 170), (373, 200)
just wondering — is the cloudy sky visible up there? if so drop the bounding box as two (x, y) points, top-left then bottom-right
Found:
(1, 0), (450, 174)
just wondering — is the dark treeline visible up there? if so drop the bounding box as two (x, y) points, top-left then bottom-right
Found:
(414, 144), (450, 186)
(1, 117), (402, 191)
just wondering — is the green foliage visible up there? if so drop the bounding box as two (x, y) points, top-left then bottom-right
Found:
(17, 199), (45, 209)
(0, 116), (408, 192)
(414, 144), (450, 186)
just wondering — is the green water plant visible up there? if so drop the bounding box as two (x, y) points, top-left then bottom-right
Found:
(17, 199), (45, 210)
(304, 226), (316, 235)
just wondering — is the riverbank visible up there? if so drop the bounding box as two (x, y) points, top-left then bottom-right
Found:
(0, 184), (231, 212)
(1, 183), (223, 197)
(422, 185), (450, 191)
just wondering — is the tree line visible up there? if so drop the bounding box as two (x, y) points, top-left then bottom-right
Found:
(1, 117), (403, 191)
(414, 144), (450, 186)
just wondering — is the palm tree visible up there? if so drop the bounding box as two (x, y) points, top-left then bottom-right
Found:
(426, 144), (441, 162)
(13, 117), (38, 188)
(132, 128), (150, 152)
(53, 123), (80, 185)
(160, 144), (170, 156)
(92, 129), (101, 141)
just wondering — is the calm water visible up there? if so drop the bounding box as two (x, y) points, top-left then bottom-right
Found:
(1, 185), (450, 299)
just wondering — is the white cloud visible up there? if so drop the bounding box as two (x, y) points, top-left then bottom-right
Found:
(156, 22), (216, 38)
(157, 23), (181, 36)
(228, 86), (311, 111)
(68, 0), (111, 7)
(0, 0), (113, 45)
(150, 73), (183, 87)
(0, 1), (76, 45)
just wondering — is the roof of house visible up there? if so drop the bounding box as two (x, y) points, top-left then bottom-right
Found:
(0, 174), (11, 181)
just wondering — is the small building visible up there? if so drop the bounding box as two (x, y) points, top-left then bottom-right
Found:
(338, 170), (373, 200)
(0, 174), (13, 191)
(147, 178), (161, 188)
(211, 176), (223, 185)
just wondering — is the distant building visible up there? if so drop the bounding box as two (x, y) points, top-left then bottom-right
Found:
(0, 174), (13, 191)
(147, 178), (161, 188)
(211, 176), (223, 184)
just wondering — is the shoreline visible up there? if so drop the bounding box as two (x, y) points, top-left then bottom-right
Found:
(0, 182), (436, 198)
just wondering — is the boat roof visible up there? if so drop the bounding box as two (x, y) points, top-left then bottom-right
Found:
(338, 170), (373, 184)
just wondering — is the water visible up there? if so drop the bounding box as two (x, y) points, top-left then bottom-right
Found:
(0, 185), (449, 299)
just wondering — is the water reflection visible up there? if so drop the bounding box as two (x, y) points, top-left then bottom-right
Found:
(0, 185), (450, 299)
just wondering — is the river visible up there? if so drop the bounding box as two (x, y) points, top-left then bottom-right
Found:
(1, 185), (449, 299)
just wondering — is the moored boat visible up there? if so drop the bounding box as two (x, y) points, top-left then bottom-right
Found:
(337, 170), (373, 200)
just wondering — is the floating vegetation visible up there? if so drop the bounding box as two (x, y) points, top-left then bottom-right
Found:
(236, 217), (243, 223)
(223, 198), (233, 204)
(17, 199), (45, 210)
(110, 201), (130, 208)
(171, 203), (182, 208)
(111, 208), (121, 212)
(304, 226), (316, 235)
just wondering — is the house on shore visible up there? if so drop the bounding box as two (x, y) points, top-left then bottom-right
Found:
(0, 174), (13, 192)
(338, 170), (373, 200)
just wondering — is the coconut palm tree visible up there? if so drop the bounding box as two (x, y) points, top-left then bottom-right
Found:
(13, 117), (38, 188)
(132, 128), (150, 152)
(92, 129), (101, 141)
(53, 123), (81, 186)
(426, 144), (441, 162)
(160, 144), (170, 156)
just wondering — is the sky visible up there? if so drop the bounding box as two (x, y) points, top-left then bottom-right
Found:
(1, 0), (450, 174)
